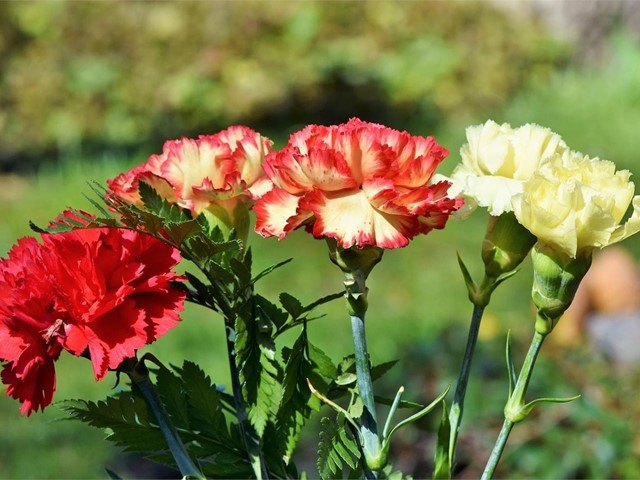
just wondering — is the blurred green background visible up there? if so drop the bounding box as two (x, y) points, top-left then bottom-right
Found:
(1, 1), (640, 478)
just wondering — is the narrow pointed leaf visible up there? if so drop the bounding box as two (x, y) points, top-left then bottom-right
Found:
(384, 385), (450, 445)
(505, 331), (517, 396)
(432, 401), (451, 480)
(520, 394), (582, 418)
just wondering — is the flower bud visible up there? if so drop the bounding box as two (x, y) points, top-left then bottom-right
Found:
(482, 212), (536, 278)
(531, 243), (592, 335)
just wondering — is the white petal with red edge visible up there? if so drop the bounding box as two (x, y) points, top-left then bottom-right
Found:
(304, 189), (415, 249)
(248, 176), (275, 199)
(254, 189), (307, 239)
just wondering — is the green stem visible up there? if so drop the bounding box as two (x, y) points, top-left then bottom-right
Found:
(346, 271), (383, 476)
(225, 321), (268, 480)
(481, 418), (514, 480)
(482, 331), (546, 479)
(448, 304), (485, 465)
(132, 375), (205, 479)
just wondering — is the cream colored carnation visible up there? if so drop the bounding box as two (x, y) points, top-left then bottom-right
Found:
(512, 150), (640, 258)
(450, 120), (568, 215)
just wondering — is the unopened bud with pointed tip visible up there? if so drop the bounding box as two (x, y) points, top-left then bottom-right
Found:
(531, 243), (592, 336)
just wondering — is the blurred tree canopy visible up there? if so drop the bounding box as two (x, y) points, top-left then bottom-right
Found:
(0, 1), (569, 170)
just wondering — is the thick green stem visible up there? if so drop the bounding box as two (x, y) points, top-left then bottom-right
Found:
(482, 331), (546, 479)
(132, 375), (205, 479)
(345, 270), (383, 476)
(351, 312), (380, 466)
(448, 304), (485, 465)
(225, 322), (268, 480)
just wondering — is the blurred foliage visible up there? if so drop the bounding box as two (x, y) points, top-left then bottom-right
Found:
(382, 333), (640, 479)
(0, 1), (569, 169)
(502, 30), (640, 179)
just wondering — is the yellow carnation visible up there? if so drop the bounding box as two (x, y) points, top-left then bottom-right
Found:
(451, 120), (568, 215)
(512, 150), (640, 258)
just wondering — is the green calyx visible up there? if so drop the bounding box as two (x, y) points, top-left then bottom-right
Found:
(327, 239), (384, 280)
(202, 199), (251, 246)
(327, 240), (384, 317)
(482, 212), (537, 279)
(531, 243), (592, 335)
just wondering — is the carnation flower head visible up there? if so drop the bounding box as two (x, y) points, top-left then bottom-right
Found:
(0, 237), (64, 415)
(0, 228), (185, 415)
(450, 120), (568, 216)
(512, 150), (640, 258)
(252, 118), (463, 249)
(108, 126), (273, 240)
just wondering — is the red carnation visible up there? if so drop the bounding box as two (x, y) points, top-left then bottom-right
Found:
(0, 228), (185, 415)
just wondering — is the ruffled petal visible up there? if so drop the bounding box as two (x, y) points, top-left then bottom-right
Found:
(461, 175), (524, 216)
(303, 189), (415, 249)
(248, 175), (275, 200)
(253, 189), (309, 238)
(395, 137), (449, 188)
(605, 196), (640, 247)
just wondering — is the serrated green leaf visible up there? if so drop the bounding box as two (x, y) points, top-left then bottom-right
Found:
(252, 258), (293, 284)
(275, 332), (326, 462)
(279, 292), (304, 318)
(301, 291), (344, 314)
(83, 191), (112, 218)
(162, 220), (202, 246)
(255, 294), (289, 331)
(317, 416), (361, 480)
(338, 426), (361, 461)
(156, 367), (190, 429)
(138, 181), (166, 212)
(185, 272), (214, 307)
(203, 261), (238, 297)
(199, 457), (255, 479)
(338, 355), (356, 374)
(61, 394), (167, 452)
(229, 257), (252, 287)
(371, 360), (398, 381)
(280, 334), (306, 406)
(329, 358), (396, 401)
(235, 307), (282, 438)
(175, 361), (230, 440)
(308, 343), (338, 380)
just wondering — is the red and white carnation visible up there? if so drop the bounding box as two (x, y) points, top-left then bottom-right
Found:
(108, 126), (273, 219)
(252, 118), (463, 249)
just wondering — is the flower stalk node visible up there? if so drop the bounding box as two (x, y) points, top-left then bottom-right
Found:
(457, 253), (518, 308)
